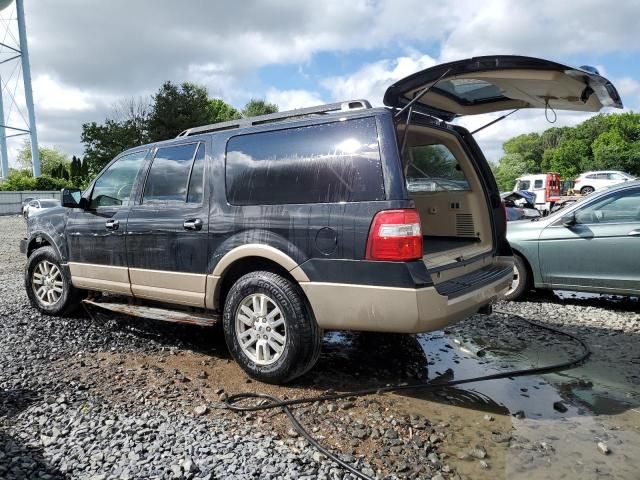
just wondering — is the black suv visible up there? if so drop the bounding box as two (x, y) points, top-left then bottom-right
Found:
(21, 56), (622, 383)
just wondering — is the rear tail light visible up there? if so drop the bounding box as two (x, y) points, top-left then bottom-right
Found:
(365, 209), (422, 261)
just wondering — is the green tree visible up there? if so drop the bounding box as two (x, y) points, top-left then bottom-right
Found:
(0, 169), (36, 191)
(242, 98), (278, 117)
(502, 133), (544, 173)
(493, 153), (531, 191)
(495, 112), (640, 188)
(148, 82), (215, 141)
(81, 119), (147, 176)
(209, 98), (241, 123)
(16, 141), (71, 177)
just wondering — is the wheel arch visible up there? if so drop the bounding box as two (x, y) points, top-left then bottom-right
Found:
(510, 247), (536, 289)
(26, 232), (63, 260)
(208, 245), (310, 311)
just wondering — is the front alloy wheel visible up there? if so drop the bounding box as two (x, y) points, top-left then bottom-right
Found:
(25, 246), (82, 316)
(31, 260), (64, 306)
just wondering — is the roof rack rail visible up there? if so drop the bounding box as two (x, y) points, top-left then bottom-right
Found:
(176, 99), (372, 137)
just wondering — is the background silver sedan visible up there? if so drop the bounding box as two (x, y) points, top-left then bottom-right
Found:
(505, 181), (640, 300)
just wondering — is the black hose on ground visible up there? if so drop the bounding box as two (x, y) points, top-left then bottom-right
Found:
(224, 313), (592, 480)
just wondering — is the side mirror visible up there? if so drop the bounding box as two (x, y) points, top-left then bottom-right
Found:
(561, 212), (576, 227)
(62, 188), (87, 209)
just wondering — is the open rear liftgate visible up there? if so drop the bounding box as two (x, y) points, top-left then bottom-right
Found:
(83, 298), (220, 327)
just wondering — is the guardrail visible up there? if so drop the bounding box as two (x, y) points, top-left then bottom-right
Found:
(0, 190), (62, 215)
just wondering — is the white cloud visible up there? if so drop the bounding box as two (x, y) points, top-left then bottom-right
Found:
(33, 75), (94, 112)
(0, 0), (634, 165)
(265, 88), (324, 111)
(441, 0), (640, 61)
(322, 54), (437, 105)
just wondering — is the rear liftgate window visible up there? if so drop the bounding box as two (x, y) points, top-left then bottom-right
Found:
(225, 117), (385, 205)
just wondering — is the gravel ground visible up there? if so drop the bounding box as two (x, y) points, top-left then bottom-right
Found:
(0, 215), (447, 480)
(2, 214), (639, 479)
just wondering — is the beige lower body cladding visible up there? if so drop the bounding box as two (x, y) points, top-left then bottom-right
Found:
(301, 259), (512, 333)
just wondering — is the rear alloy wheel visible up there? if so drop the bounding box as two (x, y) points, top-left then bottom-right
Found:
(223, 271), (322, 384)
(235, 293), (287, 365)
(25, 246), (82, 315)
(580, 186), (595, 195)
(503, 255), (529, 301)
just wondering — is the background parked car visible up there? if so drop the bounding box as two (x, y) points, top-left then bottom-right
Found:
(21, 197), (35, 217)
(513, 172), (561, 214)
(574, 170), (635, 195)
(504, 181), (640, 300)
(501, 191), (541, 221)
(23, 199), (60, 219)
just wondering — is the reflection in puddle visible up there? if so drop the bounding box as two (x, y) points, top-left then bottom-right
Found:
(319, 307), (640, 479)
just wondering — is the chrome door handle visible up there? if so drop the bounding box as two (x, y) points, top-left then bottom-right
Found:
(183, 218), (203, 231)
(105, 219), (119, 231)
(628, 229), (640, 237)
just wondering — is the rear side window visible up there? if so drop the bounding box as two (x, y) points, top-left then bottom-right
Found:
(143, 143), (198, 203)
(534, 179), (543, 188)
(225, 117), (384, 205)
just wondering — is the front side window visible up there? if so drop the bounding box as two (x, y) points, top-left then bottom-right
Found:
(143, 143), (198, 203)
(574, 189), (640, 224)
(516, 180), (531, 191)
(90, 150), (147, 209)
(403, 144), (470, 193)
(225, 117), (384, 205)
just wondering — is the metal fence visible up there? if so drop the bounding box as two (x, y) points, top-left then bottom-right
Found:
(0, 191), (63, 216)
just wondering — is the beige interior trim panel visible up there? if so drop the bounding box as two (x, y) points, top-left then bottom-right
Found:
(407, 69), (605, 115)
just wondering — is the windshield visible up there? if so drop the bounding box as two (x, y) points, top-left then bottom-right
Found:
(39, 200), (60, 208)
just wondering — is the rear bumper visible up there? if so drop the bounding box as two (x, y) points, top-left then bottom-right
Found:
(301, 256), (513, 333)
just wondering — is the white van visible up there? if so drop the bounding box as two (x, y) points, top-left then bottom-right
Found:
(513, 172), (561, 214)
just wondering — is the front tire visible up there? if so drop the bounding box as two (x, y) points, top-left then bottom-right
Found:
(25, 246), (82, 316)
(223, 271), (322, 384)
(580, 186), (595, 195)
(503, 255), (529, 301)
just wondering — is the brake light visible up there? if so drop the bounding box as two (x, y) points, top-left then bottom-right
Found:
(365, 209), (422, 261)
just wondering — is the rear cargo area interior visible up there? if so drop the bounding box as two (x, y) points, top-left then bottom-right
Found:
(397, 124), (493, 271)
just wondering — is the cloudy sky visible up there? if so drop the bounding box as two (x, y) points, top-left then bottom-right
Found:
(1, 0), (639, 167)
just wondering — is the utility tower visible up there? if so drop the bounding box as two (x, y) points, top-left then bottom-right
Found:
(0, 0), (40, 179)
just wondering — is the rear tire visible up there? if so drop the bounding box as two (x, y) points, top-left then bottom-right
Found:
(223, 271), (322, 384)
(580, 186), (595, 195)
(25, 246), (82, 316)
(503, 254), (529, 301)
